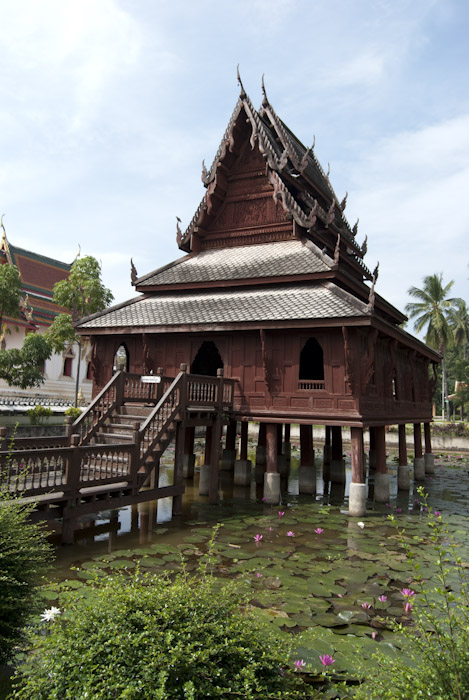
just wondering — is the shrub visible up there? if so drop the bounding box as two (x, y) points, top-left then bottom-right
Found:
(353, 489), (469, 699)
(0, 498), (52, 663)
(11, 569), (316, 699)
(64, 406), (82, 422)
(26, 405), (53, 425)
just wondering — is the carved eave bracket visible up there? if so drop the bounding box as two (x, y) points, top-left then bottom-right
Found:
(342, 326), (355, 393)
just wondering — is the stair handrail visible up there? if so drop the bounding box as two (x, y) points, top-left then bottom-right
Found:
(72, 371), (124, 445)
(138, 370), (186, 465)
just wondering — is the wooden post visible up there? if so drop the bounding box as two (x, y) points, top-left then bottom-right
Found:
(173, 421), (185, 515)
(413, 422), (425, 480)
(156, 366), (164, 403)
(398, 424), (407, 466)
(423, 422), (432, 454)
(331, 426), (342, 460)
(209, 416), (222, 504)
(398, 423), (410, 490)
(240, 421), (248, 461)
(62, 434), (81, 544)
(226, 420), (237, 452)
(349, 426), (366, 516)
(374, 425), (389, 502)
(204, 426), (213, 464)
(276, 424), (283, 453)
(258, 423), (266, 447)
(284, 424), (290, 443)
(300, 424), (313, 466)
(266, 424), (278, 473)
(264, 423), (280, 502)
(413, 423), (422, 458)
(424, 422), (435, 474)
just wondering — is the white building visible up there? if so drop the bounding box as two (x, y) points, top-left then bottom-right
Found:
(0, 225), (92, 410)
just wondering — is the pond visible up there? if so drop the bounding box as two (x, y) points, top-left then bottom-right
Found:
(43, 443), (469, 682)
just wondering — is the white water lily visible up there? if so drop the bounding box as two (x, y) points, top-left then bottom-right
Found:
(41, 606), (61, 622)
(357, 521), (365, 529)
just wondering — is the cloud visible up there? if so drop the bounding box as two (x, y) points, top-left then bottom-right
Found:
(348, 113), (469, 312)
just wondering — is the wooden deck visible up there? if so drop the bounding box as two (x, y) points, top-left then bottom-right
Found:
(0, 367), (235, 543)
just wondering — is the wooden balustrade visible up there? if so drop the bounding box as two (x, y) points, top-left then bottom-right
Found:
(298, 380), (326, 391)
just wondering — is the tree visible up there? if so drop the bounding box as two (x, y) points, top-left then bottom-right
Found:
(405, 273), (460, 419)
(0, 263), (22, 345)
(47, 256), (113, 404)
(0, 263), (51, 388)
(449, 299), (469, 360)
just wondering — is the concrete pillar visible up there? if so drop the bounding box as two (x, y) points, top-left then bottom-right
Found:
(234, 459), (252, 486)
(413, 423), (425, 481)
(199, 464), (210, 495)
(424, 422), (435, 474)
(374, 425), (389, 502)
(263, 423), (280, 503)
(240, 421), (249, 461)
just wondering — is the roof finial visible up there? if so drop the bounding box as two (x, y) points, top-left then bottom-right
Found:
(334, 234), (341, 264)
(261, 74), (269, 107)
(0, 214), (5, 233)
(176, 216), (182, 246)
(372, 261), (379, 281)
(352, 218), (359, 237)
(237, 65), (246, 98)
(130, 258), (138, 285)
(361, 234), (368, 256)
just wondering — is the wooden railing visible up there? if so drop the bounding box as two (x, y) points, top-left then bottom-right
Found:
(298, 380), (326, 391)
(0, 440), (138, 499)
(0, 369), (236, 502)
(73, 371), (124, 445)
(138, 373), (184, 464)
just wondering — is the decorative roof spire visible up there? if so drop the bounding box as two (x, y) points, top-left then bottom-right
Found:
(261, 74), (269, 107)
(236, 65), (246, 98)
(361, 235), (368, 256)
(334, 234), (341, 264)
(352, 218), (359, 237)
(176, 216), (182, 246)
(130, 258), (138, 285)
(372, 261), (379, 281)
(340, 192), (348, 212)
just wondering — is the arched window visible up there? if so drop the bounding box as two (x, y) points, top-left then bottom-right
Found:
(113, 343), (129, 373)
(299, 337), (325, 390)
(191, 341), (223, 376)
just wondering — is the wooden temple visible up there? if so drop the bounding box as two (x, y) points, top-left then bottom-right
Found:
(76, 77), (441, 515)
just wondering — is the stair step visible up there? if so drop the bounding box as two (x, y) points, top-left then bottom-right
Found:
(106, 422), (135, 431)
(119, 404), (154, 417)
(96, 433), (133, 443)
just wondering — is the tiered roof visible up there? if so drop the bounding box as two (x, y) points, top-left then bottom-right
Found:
(78, 78), (409, 335)
(0, 224), (70, 329)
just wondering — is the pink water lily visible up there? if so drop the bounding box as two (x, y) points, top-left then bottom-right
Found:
(401, 588), (415, 598)
(404, 601), (413, 614)
(294, 659), (306, 671)
(315, 528), (324, 534)
(434, 510), (441, 517)
(286, 530), (295, 537)
(361, 602), (372, 610)
(256, 572), (262, 578)
(378, 595), (387, 602)
(278, 511), (285, 518)
(319, 654), (335, 667)
(254, 534), (263, 543)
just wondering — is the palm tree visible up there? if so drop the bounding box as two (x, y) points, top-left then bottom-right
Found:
(449, 299), (469, 360)
(405, 273), (459, 419)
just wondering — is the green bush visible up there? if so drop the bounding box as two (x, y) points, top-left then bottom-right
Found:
(11, 569), (316, 699)
(353, 489), (469, 699)
(26, 405), (53, 425)
(64, 406), (82, 422)
(0, 499), (52, 664)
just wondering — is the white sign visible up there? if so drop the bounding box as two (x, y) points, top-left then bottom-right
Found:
(141, 376), (161, 384)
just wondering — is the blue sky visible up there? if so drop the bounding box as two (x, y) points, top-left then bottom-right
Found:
(0, 0), (468, 321)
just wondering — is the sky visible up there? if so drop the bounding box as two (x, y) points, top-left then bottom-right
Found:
(0, 0), (468, 322)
